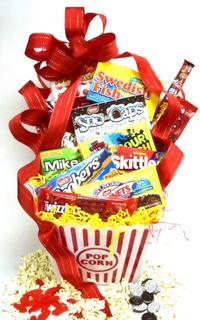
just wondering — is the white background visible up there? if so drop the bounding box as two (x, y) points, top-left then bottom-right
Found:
(0, 0), (200, 319)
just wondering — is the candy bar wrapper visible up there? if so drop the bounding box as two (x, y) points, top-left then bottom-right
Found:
(75, 166), (165, 209)
(93, 160), (120, 181)
(45, 148), (112, 193)
(72, 95), (150, 145)
(152, 97), (198, 142)
(58, 225), (149, 285)
(152, 60), (194, 126)
(79, 120), (156, 159)
(38, 188), (138, 221)
(87, 61), (160, 120)
(40, 148), (82, 177)
(113, 146), (164, 171)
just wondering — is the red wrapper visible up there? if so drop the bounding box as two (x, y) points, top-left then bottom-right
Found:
(38, 188), (138, 221)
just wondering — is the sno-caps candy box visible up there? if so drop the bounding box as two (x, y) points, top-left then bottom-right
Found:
(78, 120), (157, 159)
(87, 62), (160, 120)
(72, 95), (150, 144)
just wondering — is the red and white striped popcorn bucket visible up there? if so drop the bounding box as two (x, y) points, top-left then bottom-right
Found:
(59, 225), (149, 285)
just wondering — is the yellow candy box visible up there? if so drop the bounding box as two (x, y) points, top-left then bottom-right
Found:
(75, 166), (165, 210)
(87, 61), (160, 120)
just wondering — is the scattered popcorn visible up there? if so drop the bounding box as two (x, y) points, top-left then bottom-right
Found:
(1, 250), (182, 320)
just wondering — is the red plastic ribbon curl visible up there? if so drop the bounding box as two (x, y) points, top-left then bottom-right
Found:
(9, 7), (184, 318)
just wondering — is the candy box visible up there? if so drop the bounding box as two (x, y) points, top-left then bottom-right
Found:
(79, 120), (156, 159)
(40, 148), (82, 177)
(71, 95), (149, 145)
(45, 148), (112, 193)
(87, 61), (160, 120)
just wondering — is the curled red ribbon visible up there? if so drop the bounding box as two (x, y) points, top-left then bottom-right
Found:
(9, 7), (184, 318)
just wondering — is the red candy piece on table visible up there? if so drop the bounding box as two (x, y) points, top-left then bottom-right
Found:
(74, 311), (83, 318)
(52, 303), (69, 315)
(13, 281), (69, 320)
(36, 279), (45, 287)
(68, 298), (78, 304)
(13, 303), (27, 313)
(38, 307), (51, 320)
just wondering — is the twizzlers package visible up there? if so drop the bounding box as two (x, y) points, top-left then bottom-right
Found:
(9, 5), (197, 318)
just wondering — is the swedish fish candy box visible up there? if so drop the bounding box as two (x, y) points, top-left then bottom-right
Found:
(87, 62), (160, 120)
(79, 120), (156, 159)
(75, 166), (165, 208)
(72, 95), (150, 144)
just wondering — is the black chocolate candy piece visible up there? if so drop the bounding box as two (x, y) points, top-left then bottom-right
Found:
(138, 194), (162, 208)
(129, 296), (143, 306)
(142, 312), (157, 320)
(142, 291), (154, 304)
(142, 278), (153, 285)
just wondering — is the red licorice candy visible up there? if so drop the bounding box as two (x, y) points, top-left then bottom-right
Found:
(38, 188), (138, 221)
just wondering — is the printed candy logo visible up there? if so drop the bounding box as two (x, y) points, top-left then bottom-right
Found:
(44, 201), (66, 213)
(75, 113), (104, 133)
(44, 158), (80, 172)
(77, 248), (118, 272)
(56, 157), (101, 192)
(92, 72), (145, 100)
(107, 102), (144, 122)
(74, 98), (146, 133)
(112, 155), (157, 170)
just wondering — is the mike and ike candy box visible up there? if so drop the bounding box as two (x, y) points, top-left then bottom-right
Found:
(78, 120), (157, 159)
(87, 61), (160, 120)
(40, 148), (82, 177)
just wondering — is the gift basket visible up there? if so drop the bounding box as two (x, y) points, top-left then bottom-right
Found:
(9, 6), (197, 317)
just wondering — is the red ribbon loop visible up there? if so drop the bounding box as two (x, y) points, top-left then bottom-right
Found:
(19, 81), (49, 110)
(25, 34), (57, 61)
(25, 7), (118, 81)
(9, 109), (49, 154)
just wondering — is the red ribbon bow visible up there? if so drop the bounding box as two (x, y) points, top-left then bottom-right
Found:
(25, 7), (118, 81)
